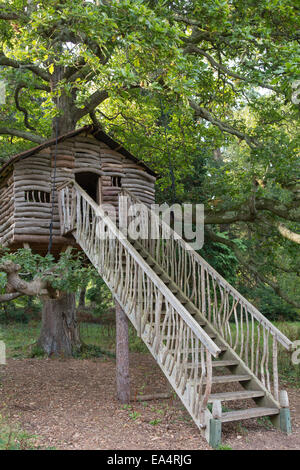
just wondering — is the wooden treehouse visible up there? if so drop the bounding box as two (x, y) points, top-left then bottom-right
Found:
(0, 125), (156, 256)
(0, 125), (293, 447)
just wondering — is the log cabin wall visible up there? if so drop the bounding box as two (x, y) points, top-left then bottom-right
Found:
(0, 174), (15, 246)
(13, 148), (54, 240)
(72, 133), (156, 213)
(0, 128), (156, 254)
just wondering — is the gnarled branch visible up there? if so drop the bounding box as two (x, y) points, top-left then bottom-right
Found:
(0, 127), (43, 143)
(206, 229), (300, 309)
(14, 84), (37, 132)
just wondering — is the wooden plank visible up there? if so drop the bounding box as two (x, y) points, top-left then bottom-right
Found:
(221, 407), (279, 423)
(208, 390), (265, 402)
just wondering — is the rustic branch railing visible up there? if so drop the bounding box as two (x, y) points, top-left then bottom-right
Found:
(120, 189), (293, 403)
(58, 181), (220, 430)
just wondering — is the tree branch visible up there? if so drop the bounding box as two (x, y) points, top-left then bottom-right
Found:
(0, 292), (23, 302)
(0, 260), (50, 299)
(0, 4), (24, 20)
(277, 223), (300, 244)
(189, 99), (259, 148)
(74, 90), (109, 122)
(0, 127), (44, 143)
(14, 84), (37, 132)
(184, 45), (277, 92)
(0, 52), (50, 82)
(206, 229), (300, 308)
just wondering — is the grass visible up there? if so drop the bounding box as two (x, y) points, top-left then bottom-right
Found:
(79, 322), (148, 354)
(0, 413), (49, 450)
(217, 444), (233, 450)
(221, 320), (300, 388)
(0, 320), (148, 360)
(0, 319), (299, 386)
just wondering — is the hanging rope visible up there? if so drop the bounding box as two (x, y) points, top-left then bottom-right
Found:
(48, 116), (59, 255)
(159, 96), (176, 204)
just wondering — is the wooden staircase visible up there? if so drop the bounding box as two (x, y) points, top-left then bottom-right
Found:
(58, 181), (293, 447)
(130, 238), (282, 427)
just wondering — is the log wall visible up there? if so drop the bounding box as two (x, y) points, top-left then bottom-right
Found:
(1, 131), (155, 251)
(0, 174), (15, 246)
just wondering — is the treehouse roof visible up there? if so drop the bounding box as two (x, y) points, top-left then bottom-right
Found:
(0, 124), (157, 182)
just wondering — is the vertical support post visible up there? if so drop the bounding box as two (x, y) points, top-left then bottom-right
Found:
(279, 390), (292, 434)
(209, 400), (222, 449)
(115, 300), (130, 403)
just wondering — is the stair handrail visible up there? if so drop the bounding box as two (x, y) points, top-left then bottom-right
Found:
(120, 189), (294, 403)
(70, 181), (220, 356)
(58, 180), (223, 430)
(120, 188), (293, 351)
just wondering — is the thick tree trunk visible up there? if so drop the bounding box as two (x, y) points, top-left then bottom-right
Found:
(37, 293), (81, 356)
(51, 66), (77, 137)
(115, 300), (130, 403)
(78, 287), (86, 309)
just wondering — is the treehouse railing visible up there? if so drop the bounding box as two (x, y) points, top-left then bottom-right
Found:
(120, 189), (294, 403)
(58, 180), (221, 431)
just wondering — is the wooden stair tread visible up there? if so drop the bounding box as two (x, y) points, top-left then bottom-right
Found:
(168, 344), (227, 354)
(221, 407), (279, 423)
(210, 374), (251, 384)
(208, 390), (265, 402)
(185, 360), (238, 369)
(211, 359), (239, 367)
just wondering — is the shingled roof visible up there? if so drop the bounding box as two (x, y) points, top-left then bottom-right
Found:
(0, 125), (157, 180)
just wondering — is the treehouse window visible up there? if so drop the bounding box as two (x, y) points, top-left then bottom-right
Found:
(25, 190), (51, 203)
(111, 176), (122, 188)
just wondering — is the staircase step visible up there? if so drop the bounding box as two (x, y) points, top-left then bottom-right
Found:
(221, 407), (279, 423)
(211, 359), (239, 367)
(210, 374), (251, 384)
(169, 344), (227, 354)
(208, 390), (265, 402)
(186, 360), (237, 370)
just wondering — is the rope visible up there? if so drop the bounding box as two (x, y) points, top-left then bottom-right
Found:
(47, 117), (59, 255)
(159, 97), (176, 204)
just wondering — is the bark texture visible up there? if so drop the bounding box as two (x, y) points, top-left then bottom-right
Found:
(37, 293), (81, 356)
(115, 300), (130, 403)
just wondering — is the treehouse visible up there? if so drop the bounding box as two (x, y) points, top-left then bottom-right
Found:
(0, 125), (157, 256)
(0, 125), (294, 447)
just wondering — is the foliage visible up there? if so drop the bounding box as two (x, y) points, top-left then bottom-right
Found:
(0, 247), (98, 296)
(239, 285), (300, 321)
(0, 414), (40, 450)
(85, 277), (113, 318)
(0, 0), (299, 310)
(0, 296), (40, 324)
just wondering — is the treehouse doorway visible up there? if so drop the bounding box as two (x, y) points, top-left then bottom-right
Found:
(75, 172), (102, 205)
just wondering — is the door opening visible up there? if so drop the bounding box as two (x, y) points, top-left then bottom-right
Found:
(75, 172), (101, 204)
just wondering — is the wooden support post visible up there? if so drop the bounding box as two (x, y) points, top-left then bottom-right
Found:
(115, 300), (130, 404)
(209, 400), (222, 449)
(279, 390), (292, 435)
(0, 340), (6, 365)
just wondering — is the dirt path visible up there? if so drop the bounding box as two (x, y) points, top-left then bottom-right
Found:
(0, 354), (299, 450)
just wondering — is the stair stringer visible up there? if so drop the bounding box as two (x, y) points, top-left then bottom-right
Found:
(131, 239), (281, 422)
(72, 221), (216, 442)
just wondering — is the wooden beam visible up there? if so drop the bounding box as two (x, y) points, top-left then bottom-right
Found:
(115, 299), (130, 404)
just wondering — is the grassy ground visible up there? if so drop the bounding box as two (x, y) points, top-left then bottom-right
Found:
(0, 413), (46, 450)
(0, 319), (299, 449)
(0, 319), (299, 384)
